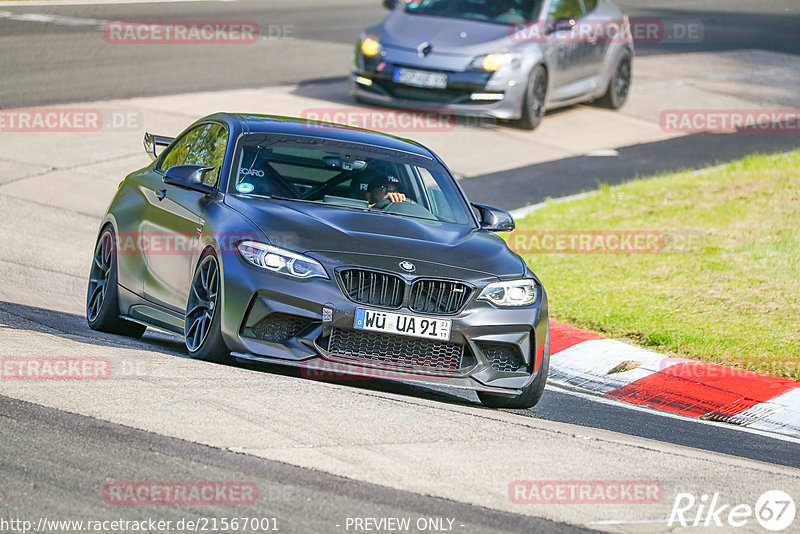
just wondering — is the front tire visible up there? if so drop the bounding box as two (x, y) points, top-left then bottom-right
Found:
(86, 227), (146, 338)
(597, 50), (632, 109)
(185, 251), (230, 363)
(515, 64), (547, 131)
(477, 325), (550, 409)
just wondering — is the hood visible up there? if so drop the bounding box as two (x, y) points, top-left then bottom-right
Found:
(379, 12), (515, 57)
(226, 196), (524, 279)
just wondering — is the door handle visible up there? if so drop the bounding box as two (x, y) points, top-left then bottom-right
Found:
(156, 189), (167, 201)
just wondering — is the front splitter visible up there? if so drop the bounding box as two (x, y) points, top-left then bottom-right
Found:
(231, 352), (522, 397)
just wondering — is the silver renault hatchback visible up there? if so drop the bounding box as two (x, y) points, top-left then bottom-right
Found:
(353, 0), (633, 129)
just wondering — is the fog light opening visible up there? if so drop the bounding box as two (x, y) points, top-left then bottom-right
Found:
(470, 92), (504, 101)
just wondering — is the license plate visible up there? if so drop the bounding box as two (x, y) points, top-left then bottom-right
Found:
(354, 308), (451, 341)
(393, 68), (448, 89)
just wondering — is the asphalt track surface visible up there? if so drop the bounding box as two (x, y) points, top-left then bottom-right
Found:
(3, 0), (800, 208)
(0, 395), (587, 534)
(1, 298), (798, 531)
(461, 128), (800, 211)
(0, 301), (798, 470)
(1, 0), (800, 107)
(1, 0), (800, 532)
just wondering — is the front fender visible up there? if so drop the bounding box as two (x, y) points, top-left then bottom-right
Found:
(195, 197), (267, 348)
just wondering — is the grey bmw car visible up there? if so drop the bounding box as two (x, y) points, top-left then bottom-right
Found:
(86, 113), (550, 408)
(353, 0), (633, 129)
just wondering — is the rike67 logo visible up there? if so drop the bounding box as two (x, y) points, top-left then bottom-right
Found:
(669, 490), (795, 531)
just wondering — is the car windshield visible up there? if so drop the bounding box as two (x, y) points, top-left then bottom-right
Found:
(229, 133), (476, 226)
(404, 0), (543, 25)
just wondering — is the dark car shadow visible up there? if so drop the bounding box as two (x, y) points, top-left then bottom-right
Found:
(237, 356), (481, 408)
(292, 76), (600, 132)
(0, 300), (481, 408)
(0, 301), (188, 358)
(292, 77), (516, 131)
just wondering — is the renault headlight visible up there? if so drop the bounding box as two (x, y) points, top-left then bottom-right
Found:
(237, 241), (328, 279)
(360, 37), (382, 57)
(469, 53), (519, 72)
(478, 279), (538, 307)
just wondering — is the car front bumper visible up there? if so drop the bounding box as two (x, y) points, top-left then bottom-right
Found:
(352, 53), (529, 121)
(219, 252), (549, 396)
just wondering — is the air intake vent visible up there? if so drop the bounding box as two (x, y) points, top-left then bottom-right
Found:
(409, 279), (472, 315)
(478, 342), (526, 372)
(327, 328), (464, 374)
(246, 313), (314, 344)
(339, 269), (404, 308)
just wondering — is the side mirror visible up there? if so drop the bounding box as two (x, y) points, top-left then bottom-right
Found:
(383, 0), (398, 9)
(472, 203), (515, 232)
(163, 165), (216, 195)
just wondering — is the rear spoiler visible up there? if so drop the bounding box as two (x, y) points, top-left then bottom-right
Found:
(143, 132), (175, 161)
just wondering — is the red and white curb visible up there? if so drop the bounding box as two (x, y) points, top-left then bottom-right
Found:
(548, 321), (800, 438)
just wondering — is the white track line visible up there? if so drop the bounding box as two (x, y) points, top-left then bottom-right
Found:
(3, 12), (105, 25)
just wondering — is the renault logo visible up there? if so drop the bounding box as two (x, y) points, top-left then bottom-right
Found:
(417, 42), (433, 58)
(399, 261), (416, 272)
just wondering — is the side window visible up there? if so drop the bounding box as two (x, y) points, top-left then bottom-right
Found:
(185, 124), (228, 186)
(547, 0), (584, 20)
(157, 125), (205, 172)
(417, 167), (455, 223)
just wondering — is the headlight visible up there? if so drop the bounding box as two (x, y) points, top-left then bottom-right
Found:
(479, 279), (538, 307)
(470, 53), (518, 72)
(237, 241), (328, 280)
(361, 37), (382, 57)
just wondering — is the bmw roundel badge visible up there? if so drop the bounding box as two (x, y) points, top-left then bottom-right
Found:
(399, 261), (416, 273)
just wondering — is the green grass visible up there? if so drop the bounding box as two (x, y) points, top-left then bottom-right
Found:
(509, 151), (800, 380)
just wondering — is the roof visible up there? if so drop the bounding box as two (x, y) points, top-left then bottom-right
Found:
(211, 113), (435, 159)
